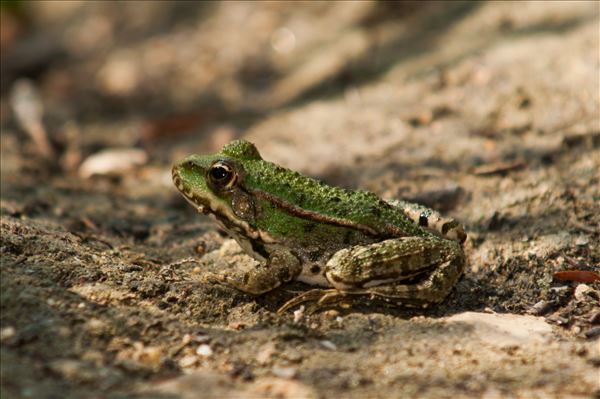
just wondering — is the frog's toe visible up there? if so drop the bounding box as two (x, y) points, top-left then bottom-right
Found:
(295, 290), (349, 314)
(203, 273), (228, 285)
(277, 289), (339, 314)
(317, 290), (347, 306)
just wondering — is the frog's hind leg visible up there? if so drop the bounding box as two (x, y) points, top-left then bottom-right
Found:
(362, 248), (465, 306)
(325, 237), (465, 307)
(279, 237), (466, 313)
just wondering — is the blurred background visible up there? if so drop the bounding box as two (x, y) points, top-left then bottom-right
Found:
(1, 1), (439, 168)
(1, 1), (598, 186)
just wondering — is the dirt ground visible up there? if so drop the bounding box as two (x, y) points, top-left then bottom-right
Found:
(1, 2), (599, 398)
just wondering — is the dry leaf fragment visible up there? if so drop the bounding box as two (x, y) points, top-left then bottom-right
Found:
(78, 148), (147, 178)
(553, 270), (600, 283)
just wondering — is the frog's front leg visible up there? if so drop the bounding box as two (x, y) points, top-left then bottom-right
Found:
(325, 236), (465, 305)
(222, 249), (302, 296)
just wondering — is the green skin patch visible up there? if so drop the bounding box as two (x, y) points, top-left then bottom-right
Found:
(172, 140), (466, 312)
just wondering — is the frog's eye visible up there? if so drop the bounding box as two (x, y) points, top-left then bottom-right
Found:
(208, 161), (236, 189)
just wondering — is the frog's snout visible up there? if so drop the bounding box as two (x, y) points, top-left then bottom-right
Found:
(172, 160), (197, 195)
(171, 164), (184, 191)
(171, 157), (198, 190)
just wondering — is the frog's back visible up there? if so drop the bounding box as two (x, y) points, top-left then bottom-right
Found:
(243, 159), (424, 238)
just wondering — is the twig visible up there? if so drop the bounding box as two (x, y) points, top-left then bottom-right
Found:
(10, 79), (55, 159)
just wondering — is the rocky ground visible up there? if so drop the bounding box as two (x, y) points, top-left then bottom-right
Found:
(1, 2), (599, 398)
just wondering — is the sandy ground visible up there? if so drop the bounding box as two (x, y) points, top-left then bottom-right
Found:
(1, 2), (599, 398)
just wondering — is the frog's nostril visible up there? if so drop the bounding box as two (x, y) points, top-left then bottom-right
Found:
(180, 160), (197, 171)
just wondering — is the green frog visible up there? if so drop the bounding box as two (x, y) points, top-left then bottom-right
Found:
(172, 140), (466, 312)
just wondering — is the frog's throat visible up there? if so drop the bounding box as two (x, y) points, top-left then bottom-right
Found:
(173, 173), (275, 244)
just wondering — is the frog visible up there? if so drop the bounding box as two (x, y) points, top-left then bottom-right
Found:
(172, 139), (466, 313)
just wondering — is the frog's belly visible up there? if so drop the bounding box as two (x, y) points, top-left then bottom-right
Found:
(296, 265), (330, 287)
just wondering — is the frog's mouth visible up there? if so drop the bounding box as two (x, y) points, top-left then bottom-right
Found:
(181, 193), (208, 214)
(172, 168), (209, 215)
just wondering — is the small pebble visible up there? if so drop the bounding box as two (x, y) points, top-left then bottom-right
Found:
(218, 239), (244, 257)
(527, 300), (553, 316)
(86, 318), (107, 335)
(323, 309), (339, 319)
(81, 350), (104, 364)
(574, 284), (592, 301)
(293, 306), (305, 323)
(196, 344), (213, 357)
(319, 340), (337, 351)
(272, 366), (297, 379)
(138, 346), (163, 367)
(256, 342), (276, 365)
(49, 359), (83, 381)
(283, 349), (303, 363)
(183, 333), (210, 345)
(58, 326), (72, 337)
(228, 321), (246, 330)
(194, 334), (211, 344)
(549, 286), (570, 294)
(195, 244), (206, 256)
(0, 326), (16, 342)
(179, 355), (198, 368)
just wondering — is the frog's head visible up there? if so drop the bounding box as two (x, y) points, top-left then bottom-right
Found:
(172, 140), (262, 216)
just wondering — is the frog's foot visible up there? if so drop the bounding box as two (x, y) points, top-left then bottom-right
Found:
(204, 272), (269, 296)
(215, 251), (303, 296)
(277, 289), (345, 314)
(325, 236), (466, 306)
(202, 273), (231, 287)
